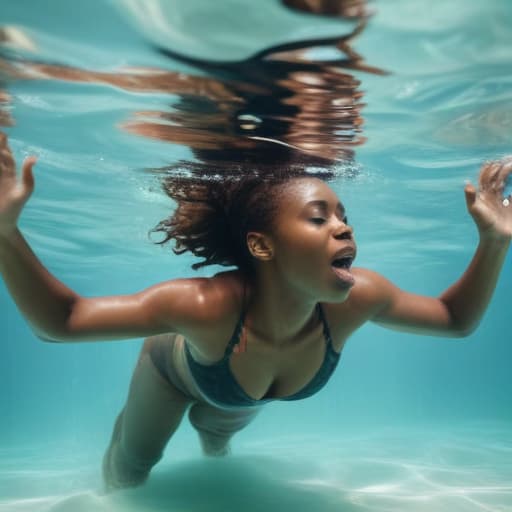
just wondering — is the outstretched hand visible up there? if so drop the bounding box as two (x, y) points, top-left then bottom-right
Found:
(465, 157), (512, 241)
(0, 131), (37, 238)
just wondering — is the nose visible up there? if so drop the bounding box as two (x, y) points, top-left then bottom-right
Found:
(333, 218), (353, 240)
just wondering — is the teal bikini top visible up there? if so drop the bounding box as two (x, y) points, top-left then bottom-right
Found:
(184, 302), (340, 408)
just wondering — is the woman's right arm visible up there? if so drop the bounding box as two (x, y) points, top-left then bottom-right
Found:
(0, 132), (201, 342)
(0, 228), (201, 342)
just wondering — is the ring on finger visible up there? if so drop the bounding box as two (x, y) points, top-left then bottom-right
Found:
(503, 198), (510, 207)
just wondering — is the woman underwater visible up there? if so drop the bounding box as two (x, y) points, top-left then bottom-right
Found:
(0, 131), (511, 490)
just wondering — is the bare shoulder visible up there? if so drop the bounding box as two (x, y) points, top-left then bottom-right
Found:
(347, 267), (392, 308)
(156, 269), (244, 328)
(139, 271), (243, 355)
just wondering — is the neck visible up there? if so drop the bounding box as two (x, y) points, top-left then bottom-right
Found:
(244, 267), (319, 346)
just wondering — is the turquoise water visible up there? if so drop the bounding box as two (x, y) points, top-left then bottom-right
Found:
(1, 1), (512, 511)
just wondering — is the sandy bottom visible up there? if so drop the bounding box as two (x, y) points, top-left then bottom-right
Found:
(1, 425), (511, 512)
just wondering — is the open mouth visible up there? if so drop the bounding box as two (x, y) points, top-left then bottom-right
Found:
(331, 256), (353, 270)
(330, 253), (355, 288)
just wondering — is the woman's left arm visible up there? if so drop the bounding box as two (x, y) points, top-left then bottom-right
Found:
(368, 158), (512, 337)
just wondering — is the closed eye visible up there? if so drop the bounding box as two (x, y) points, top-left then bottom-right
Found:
(310, 216), (349, 226)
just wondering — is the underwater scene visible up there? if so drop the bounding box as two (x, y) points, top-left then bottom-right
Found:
(1, 1), (511, 511)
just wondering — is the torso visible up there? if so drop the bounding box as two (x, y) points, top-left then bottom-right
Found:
(178, 269), (374, 401)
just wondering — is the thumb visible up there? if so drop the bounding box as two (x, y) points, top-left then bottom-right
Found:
(21, 156), (37, 192)
(464, 182), (477, 211)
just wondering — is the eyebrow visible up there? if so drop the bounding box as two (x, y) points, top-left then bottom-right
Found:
(304, 200), (346, 216)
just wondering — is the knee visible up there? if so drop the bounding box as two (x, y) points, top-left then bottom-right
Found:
(120, 439), (163, 471)
(103, 437), (157, 491)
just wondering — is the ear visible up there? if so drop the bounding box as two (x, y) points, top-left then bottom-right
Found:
(246, 231), (274, 261)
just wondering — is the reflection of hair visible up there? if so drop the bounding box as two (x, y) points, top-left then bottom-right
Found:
(150, 167), (329, 272)
(282, 0), (368, 18)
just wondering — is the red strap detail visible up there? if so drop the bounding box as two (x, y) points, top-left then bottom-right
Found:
(234, 324), (248, 354)
(240, 325), (248, 353)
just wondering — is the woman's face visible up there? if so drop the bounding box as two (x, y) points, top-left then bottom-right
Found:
(269, 178), (357, 302)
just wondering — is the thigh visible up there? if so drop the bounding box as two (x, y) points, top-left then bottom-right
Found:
(118, 339), (193, 463)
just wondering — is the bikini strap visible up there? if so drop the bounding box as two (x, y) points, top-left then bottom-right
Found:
(226, 292), (332, 357)
(224, 279), (248, 357)
(317, 303), (334, 347)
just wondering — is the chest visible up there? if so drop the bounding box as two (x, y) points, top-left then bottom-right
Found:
(186, 302), (367, 400)
(235, 327), (337, 399)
